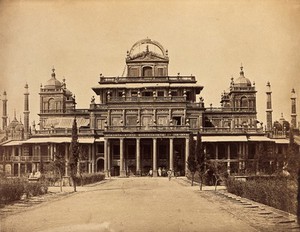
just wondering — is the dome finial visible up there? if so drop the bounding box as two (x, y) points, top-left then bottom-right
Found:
(240, 63), (244, 76)
(51, 66), (56, 78)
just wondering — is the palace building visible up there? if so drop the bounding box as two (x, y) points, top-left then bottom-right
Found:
(0, 39), (298, 177)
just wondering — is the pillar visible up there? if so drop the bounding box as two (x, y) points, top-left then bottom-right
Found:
(215, 144), (219, 159)
(266, 82), (273, 132)
(153, 138), (157, 177)
(120, 138), (126, 177)
(18, 163), (21, 177)
(65, 143), (69, 176)
(24, 83), (30, 140)
(291, 88), (297, 129)
(169, 138), (174, 174)
(92, 144), (95, 173)
(227, 144), (230, 174)
(104, 139), (108, 177)
(107, 140), (111, 176)
(136, 138), (141, 176)
(88, 144), (92, 173)
(185, 137), (189, 176)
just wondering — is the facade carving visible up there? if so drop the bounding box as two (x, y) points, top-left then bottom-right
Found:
(0, 38), (299, 177)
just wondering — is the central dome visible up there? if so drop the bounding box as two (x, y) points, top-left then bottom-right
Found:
(234, 66), (251, 87)
(44, 68), (62, 89)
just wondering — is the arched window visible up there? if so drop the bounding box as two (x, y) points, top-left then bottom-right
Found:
(143, 67), (153, 77)
(240, 96), (248, 109)
(48, 98), (55, 111)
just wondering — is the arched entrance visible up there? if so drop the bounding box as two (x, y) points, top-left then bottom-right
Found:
(96, 158), (104, 172)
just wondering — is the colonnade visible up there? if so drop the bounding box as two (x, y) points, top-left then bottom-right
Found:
(104, 137), (189, 177)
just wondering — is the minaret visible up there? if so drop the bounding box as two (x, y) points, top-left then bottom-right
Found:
(2, 90), (8, 130)
(24, 83), (30, 140)
(291, 88), (297, 129)
(266, 82), (273, 132)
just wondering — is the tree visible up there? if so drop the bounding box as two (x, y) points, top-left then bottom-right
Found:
(206, 160), (228, 191)
(69, 118), (80, 192)
(195, 132), (206, 190)
(51, 152), (65, 192)
(187, 133), (197, 186)
(286, 129), (300, 177)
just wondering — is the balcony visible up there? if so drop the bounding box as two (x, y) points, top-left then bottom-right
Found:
(205, 107), (256, 113)
(40, 109), (89, 114)
(107, 96), (187, 103)
(99, 75), (196, 84)
(105, 125), (190, 132)
(34, 128), (93, 136)
(10, 155), (52, 162)
(198, 127), (264, 134)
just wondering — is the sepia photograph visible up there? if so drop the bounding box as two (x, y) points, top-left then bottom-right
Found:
(0, 0), (300, 231)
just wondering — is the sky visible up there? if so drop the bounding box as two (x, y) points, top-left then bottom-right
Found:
(0, 0), (300, 128)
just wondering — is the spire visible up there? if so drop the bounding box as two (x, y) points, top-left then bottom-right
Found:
(240, 64), (244, 76)
(51, 66), (56, 78)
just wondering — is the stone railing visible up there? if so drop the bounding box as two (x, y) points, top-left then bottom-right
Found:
(10, 155), (51, 162)
(99, 75), (196, 83)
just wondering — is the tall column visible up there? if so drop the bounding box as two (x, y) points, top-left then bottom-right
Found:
(104, 139), (108, 177)
(24, 83), (30, 140)
(120, 138), (126, 177)
(2, 91), (8, 130)
(291, 88), (297, 129)
(266, 82), (273, 132)
(169, 138), (174, 174)
(107, 140), (111, 176)
(88, 144), (92, 173)
(185, 137), (189, 176)
(65, 143), (69, 176)
(153, 138), (157, 177)
(136, 138), (141, 176)
(18, 163), (21, 177)
(227, 144), (230, 174)
(215, 145), (219, 159)
(92, 144), (95, 173)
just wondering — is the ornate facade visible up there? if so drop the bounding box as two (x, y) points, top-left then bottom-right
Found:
(0, 39), (297, 177)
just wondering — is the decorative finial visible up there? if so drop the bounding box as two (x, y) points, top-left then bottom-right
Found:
(51, 66), (56, 78)
(240, 64), (244, 76)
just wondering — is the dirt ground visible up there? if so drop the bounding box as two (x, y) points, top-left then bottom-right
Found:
(0, 177), (298, 232)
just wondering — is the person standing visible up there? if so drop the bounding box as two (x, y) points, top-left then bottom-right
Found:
(148, 168), (153, 177)
(167, 169), (172, 181)
(158, 167), (162, 177)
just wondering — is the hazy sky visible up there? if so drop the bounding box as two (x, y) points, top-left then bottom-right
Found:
(0, 0), (300, 127)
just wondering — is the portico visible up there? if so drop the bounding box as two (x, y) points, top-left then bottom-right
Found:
(103, 133), (189, 177)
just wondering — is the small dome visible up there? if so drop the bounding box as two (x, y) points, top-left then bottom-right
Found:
(7, 117), (19, 130)
(234, 66), (252, 87)
(15, 121), (24, 131)
(44, 68), (62, 89)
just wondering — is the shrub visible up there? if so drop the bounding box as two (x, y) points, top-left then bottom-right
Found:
(75, 172), (105, 186)
(226, 176), (297, 214)
(0, 178), (25, 204)
(25, 182), (48, 197)
(0, 177), (49, 204)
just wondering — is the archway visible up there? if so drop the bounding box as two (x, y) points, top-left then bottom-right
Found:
(96, 158), (104, 172)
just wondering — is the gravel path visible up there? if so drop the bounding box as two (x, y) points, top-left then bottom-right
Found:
(0, 177), (297, 232)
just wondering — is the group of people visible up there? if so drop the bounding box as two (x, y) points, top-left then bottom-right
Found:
(148, 167), (172, 180)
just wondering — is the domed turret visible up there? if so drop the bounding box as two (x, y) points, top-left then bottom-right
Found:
(44, 67), (62, 89)
(234, 66), (252, 87)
